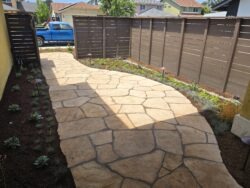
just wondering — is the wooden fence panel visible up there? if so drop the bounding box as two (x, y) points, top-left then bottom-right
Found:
(179, 19), (206, 82)
(131, 19), (141, 61)
(5, 13), (40, 65)
(199, 19), (236, 92)
(226, 19), (250, 99)
(162, 19), (182, 75)
(140, 19), (151, 64)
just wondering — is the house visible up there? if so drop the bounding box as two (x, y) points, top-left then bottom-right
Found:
(162, 0), (203, 16)
(0, 1), (13, 100)
(51, 2), (102, 27)
(3, 0), (37, 13)
(3, 3), (19, 13)
(213, 0), (250, 17)
(136, 7), (174, 17)
(134, 0), (164, 15)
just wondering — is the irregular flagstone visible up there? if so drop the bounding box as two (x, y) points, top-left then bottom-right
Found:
(98, 84), (117, 89)
(80, 103), (107, 118)
(113, 130), (155, 157)
(127, 114), (154, 129)
(89, 96), (115, 105)
(96, 144), (119, 163)
(105, 114), (134, 129)
(146, 109), (177, 124)
(154, 122), (176, 130)
(96, 89), (129, 96)
(163, 97), (191, 104)
(49, 85), (77, 91)
(165, 90), (186, 98)
(146, 91), (166, 98)
(75, 89), (96, 97)
(133, 86), (152, 91)
(71, 161), (123, 188)
(158, 168), (170, 178)
(170, 104), (198, 116)
(89, 130), (112, 146)
(52, 101), (62, 109)
(122, 179), (150, 188)
(119, 105), (145, 113)
(184, 159), (241, 188)
(185, 144), (222, 162)
(154, 130), (183, 155)
(113, 96), (145, 105)
(109, 150), (164, 183)
(177, 115), (214, 134)
(139, 79), (160, 87)
(177, 126), (206, 144)
(55, 107), (85, 123)
(50, 90), (77, 102)
(151, 84), (175, 91)
(117, 83), (134, 89)
(129, 90), (146, 98)
(153, 167), (199, 188)
(60, 136), (95, 167)
(143, 98), (170, 110)
(66, 77), (86, 84)
(63, 97), (89, 107)
(77, 83), (97, 90)
(58, 118), (106, 139)
(162, 152), (183, 171)
(207, 133), (217, 144)
(46, 78), (67, 86)
(103, 104), (121, 114)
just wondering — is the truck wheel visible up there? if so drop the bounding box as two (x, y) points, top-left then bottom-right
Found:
(37, 37), (44, 47)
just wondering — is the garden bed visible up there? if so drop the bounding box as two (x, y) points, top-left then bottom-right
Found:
(79, 58), (250, 188)
(0, 66), (75, 187)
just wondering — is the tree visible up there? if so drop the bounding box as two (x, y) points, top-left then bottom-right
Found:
(201, 5), (211, 15)
(45, 0), (53, 8)
(100, 0), (135, 17)
(36, 0), (50, 24)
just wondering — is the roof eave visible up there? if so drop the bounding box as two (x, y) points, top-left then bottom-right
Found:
(212, 0), (233, 10)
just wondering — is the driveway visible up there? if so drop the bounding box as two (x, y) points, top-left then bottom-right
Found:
(41, 52), (240, 188)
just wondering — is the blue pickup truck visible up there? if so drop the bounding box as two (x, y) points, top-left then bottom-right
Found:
(36, 22), (74, 47)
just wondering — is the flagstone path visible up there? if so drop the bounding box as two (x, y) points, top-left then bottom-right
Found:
(41, 52), (240, 188)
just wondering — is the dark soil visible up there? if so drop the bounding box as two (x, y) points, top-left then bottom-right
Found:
(0, 66), (75, 188)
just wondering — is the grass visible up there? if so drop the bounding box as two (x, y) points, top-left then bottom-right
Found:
(79, 58), (241, 135)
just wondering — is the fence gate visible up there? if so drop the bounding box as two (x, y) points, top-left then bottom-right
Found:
(5, 13), (40, 66)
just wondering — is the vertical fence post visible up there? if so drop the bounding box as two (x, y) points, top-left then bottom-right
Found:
(129, 18), (132, 58)
(161, 19), (167, 67)
(198, 18), (209, 83)
(138, 19), (142, 62)
(73, 16), (78, 59)
(116, 18), (119, 58)
(103, 17), (106, 58)
(176, 18), (185, 76)
(148, 18), (153, 65)
(222, 18), (241, 92)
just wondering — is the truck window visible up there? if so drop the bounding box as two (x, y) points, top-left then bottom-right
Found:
(60, 24), (72, 30)
(53, 24), (60, 30)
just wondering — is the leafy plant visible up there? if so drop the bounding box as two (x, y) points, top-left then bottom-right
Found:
(15, 72), (22, 78)
(8, 104), (21, 112)
(31, 90), (39, 97)
(26, 74), (34, 82)
(35, 0), (50, 24)
(29, 112), (43, 122)
(33, 155), (49, 168)
(218, 102), (241, 123)
(100, 0), (135, 16)
(4, 137), (21, 149)
(11, 84), (20, 92)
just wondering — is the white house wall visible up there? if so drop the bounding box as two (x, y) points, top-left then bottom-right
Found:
(237, 0), (250, 16)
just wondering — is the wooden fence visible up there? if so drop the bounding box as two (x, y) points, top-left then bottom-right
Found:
(5, 13), (40, 66)
(74, 16), (250, 99)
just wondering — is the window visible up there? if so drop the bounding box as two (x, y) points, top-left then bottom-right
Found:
(193, 8), (199, 12)
(52, 24), (60, 30)
(60, 24), (72, 30)
(140, 5), (145, 10)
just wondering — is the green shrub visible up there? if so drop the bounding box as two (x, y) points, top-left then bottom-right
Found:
(33, 155), (49, 168)
(29, 112), (43, 122)
(8, 104), (21, 112)
(4, 137), (20, 149)
(31, 90), (39, 97)
(15, 72), (22, 78)
(11, 84), (20, 92)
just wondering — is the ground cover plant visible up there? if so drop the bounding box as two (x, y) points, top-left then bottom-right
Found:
(79, 57), (250, 188)
(0, 64), (75, 187)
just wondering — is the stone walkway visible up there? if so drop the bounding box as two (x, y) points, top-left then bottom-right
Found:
(41, 52), (240, 188)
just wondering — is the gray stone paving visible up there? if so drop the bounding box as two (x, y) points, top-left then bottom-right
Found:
(41, 52), (241, 188)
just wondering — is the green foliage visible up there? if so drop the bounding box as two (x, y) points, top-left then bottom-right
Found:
(36, 0), (50, 24)
(15, 72), (22, 78)
(100, 0), (135, 16)
(11, 84), (20, 92)
(26, 74), (34, 82)
(31, 90), (39, 97)
(201, 5), (211, 15)
(33, 155), (49, 168)
(8, 104), (21, 112)
(67, 44), (73, 53)
(4, 137), (21, 149)
(29, 112), (43, 122)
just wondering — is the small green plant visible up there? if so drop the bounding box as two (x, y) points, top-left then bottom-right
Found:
(189, 82), (199, 92)
(11, 84), (20, 92)
(8, 104), (21, 112)
(26, 74), (34, 82)
(29, 112), (43, 122)
(4, 137), (21, 149)
(31, 90), (39, 97)
(15, 72), (22, 78)
(35, 123), (43, 128)
(33, 155), (49, 168)
(46, 146), (55, 154)
(67, 44), (73, 53)
(31, 100), (39, 107)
